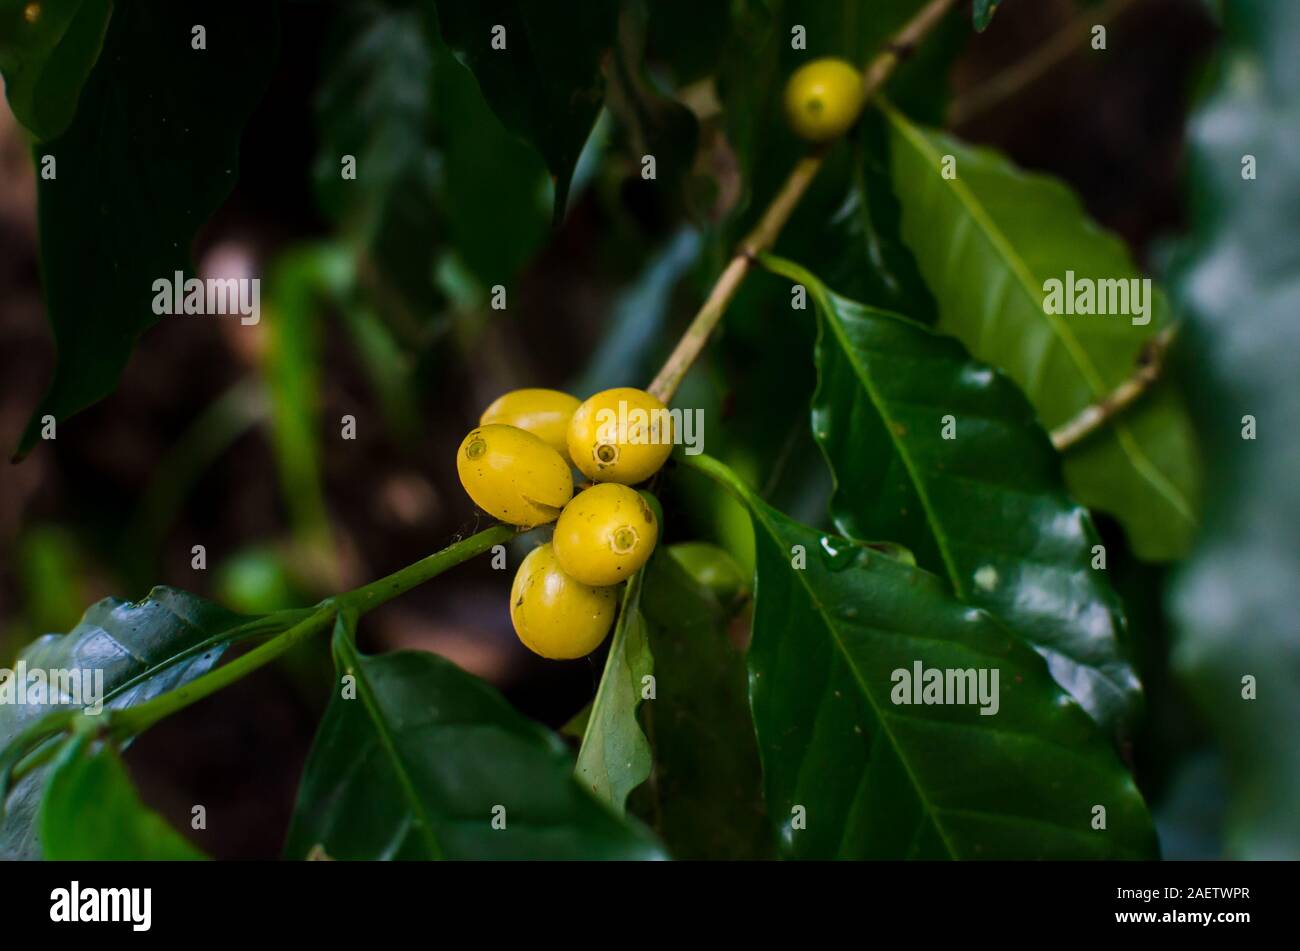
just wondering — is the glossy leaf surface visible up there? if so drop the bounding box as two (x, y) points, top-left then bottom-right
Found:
(768, 255), (1139, 731)
(0, 587), (261, 858)
(632, 553), (771, 860)
(575, 572), (653, 815)
(884, 105), (1200, 560)
(284, 627), (664, 860)
(688, 454), (1158, 859)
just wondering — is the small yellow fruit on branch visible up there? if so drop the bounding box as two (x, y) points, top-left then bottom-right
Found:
(567, 387), (673, 485)
(456, 424), (572, 528)
(480, 388), (580, 455)
(553, 483), (659, 587)
(510, 544), (617, 659)
(784, 57), (866, 143)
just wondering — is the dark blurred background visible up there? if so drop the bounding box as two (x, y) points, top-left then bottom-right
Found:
(0, 0), (1219, 857)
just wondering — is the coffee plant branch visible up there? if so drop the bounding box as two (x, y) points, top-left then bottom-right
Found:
(110, 524), (513, 739)
(0, 526), (516, 777)
(1050, 324), (1178, 452)
(0, 709), (78, 797)
(949, 0), (1139, 127)
(646, 0), (961, 403)
(1, 609), (312, 789)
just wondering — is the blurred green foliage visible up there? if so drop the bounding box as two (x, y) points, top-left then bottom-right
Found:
(1167, 0), (1300, 859)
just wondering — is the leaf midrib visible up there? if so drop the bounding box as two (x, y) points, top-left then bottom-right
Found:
(693, 450), (1124, 858)
(813, 282), (969, 600)
(815, 287), (1136, 704)
(338, 639), (445, 860)
(687, 452), (957, 856)
(884, 104), (1107, 396)
(757, 503), (1131, 857)
(576, 571), (649, 811)
(745, 499), (959, 860)
(882, 105), (1195, 526)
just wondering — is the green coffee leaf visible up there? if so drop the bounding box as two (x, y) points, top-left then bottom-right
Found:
(0, 587), (276, 858)
(884, 104), (1200, 560)
(435, 0), (617, 222)
(314, 2), (550, 297)
(40, 735), (206, 860)
(16, 0), (278, 457)
(575, 572), (653, 815)
(688, 454), (1158, 859)
(632, 553), (771, 860)
(313, 3), (443, 315)
(0, 0), (111, 140)
(284, 623), (664, 860)
(767, 255), (1139, 732)
(824, 109), (939, 323)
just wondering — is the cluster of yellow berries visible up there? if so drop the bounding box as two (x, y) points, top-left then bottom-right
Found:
(450, 58), (861, 658)
(456, 387), (673, 660)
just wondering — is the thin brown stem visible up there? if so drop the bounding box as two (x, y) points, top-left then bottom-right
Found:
(949, 0), (1139, 128)
(1051, 325), (1178, 452)
(646, 0), (961, 403)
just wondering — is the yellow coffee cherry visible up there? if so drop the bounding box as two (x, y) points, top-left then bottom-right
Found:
(553, 483), (659, 586)
(510, 544), (617, 659)
(567, 387), (673, 484)
(456, 424), (572, 528)
(479, 388), (579, 455)
(783, 57), (865, 143)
